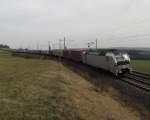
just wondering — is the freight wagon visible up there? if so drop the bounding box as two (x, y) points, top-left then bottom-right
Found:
(51, 49), (63, 57)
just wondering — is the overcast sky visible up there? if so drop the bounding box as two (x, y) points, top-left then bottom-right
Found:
(0, 0), (150, 49)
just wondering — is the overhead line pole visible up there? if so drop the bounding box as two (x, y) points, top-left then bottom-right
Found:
(96, 38), (98, 50)
(64, 37), (66, 50)
(59, 39), (62, 50)
(48, 41), (51, 52)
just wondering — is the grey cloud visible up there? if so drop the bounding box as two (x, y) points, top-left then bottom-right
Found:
(0, 0), (150, 49)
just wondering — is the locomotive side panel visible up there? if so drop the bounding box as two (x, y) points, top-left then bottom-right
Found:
(84, 54), (110, 71)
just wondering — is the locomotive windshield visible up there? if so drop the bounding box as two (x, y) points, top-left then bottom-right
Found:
(112, 51), (122, 56)
(110, 50), (128, 57)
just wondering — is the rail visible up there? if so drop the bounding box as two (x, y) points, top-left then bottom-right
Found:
(118, 72), (150, 92)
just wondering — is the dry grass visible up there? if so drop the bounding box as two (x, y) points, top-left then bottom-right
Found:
(0, 50), (149, 120)
(0, 50), (80, 120)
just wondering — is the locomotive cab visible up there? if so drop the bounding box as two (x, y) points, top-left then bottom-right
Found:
(106, 51), (132, 76)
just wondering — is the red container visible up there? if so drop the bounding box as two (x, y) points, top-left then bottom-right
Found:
(64, 49), (84, 61)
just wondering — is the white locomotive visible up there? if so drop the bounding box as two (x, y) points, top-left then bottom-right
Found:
(82, 49), (132, 76)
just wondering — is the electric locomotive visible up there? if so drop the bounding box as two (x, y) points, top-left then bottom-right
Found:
(82, 49), (132, 76)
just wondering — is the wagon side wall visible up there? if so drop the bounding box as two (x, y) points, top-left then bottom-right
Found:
(52, 50), (63, 57)
(64, 50), (83, 62)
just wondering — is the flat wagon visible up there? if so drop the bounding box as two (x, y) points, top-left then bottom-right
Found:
(52, 50), (63, 57)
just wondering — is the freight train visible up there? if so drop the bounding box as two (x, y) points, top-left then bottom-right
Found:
(50, 48), (132, 76)
(12, 48), (132, 76)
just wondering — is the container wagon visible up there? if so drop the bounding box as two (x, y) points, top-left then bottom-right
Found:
(63, 49), (84, 62)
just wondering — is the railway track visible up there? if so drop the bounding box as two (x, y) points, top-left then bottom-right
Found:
(118, 72), (150, 92)
(132, 71), (150, 80)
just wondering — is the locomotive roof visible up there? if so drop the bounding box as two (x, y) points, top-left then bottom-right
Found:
(86, 49), (122, 56)
(87, 48), (119, 52)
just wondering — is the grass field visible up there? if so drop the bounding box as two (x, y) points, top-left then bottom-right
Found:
(0, 50), (149, 120)
(131, 60), (150, 74)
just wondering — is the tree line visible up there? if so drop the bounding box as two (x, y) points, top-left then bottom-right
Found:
(0, 44), (10, 48)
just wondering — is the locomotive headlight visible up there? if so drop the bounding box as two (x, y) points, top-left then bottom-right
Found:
(123, 54), (130, 61)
